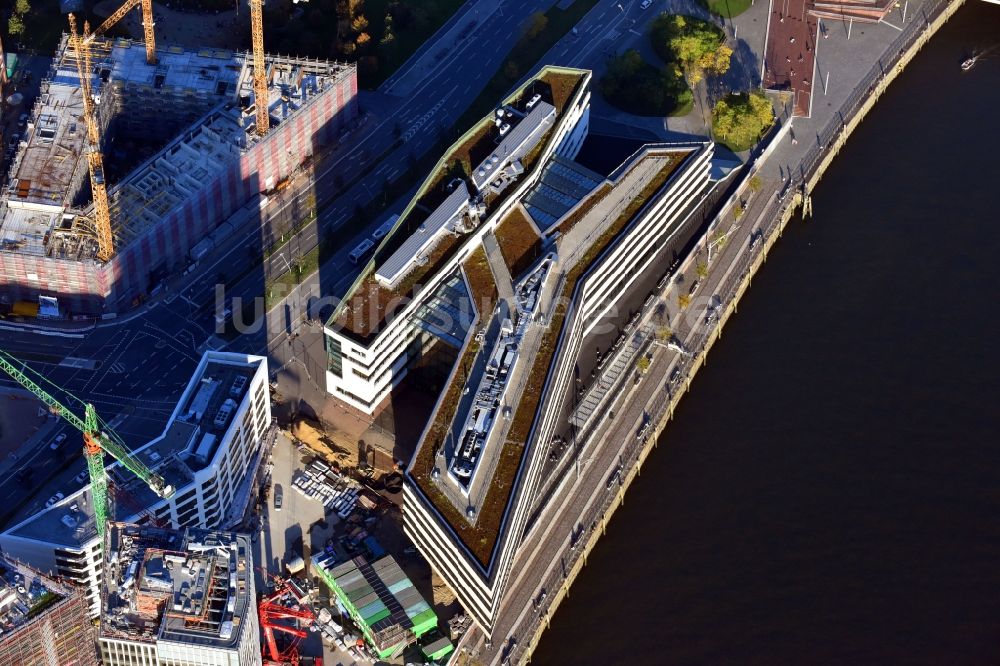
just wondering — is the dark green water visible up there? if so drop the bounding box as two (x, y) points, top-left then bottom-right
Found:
(534, 3), (1000, 663)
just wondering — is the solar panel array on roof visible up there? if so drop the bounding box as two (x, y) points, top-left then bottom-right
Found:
(472, 101), (556, 190)
(374, 182), (470, 288)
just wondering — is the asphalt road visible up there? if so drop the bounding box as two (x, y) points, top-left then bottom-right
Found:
(0, 0), (565, 528)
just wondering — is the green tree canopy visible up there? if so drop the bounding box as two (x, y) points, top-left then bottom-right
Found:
(525, 11), (549, 39)
(8, 15), (25, 36)
(712, 90), (775, 152)
(600, 50), (693, 117)
(651, 14), (732, 85)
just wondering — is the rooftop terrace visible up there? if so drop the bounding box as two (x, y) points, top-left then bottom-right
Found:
(329, 68), (587, 343)
(410, 146), (696, 567)
(100, 523), (252, 647)
(0, 555), (74, 639)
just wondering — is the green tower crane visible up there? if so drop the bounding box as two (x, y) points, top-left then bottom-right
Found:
(0, 349), (175, 540)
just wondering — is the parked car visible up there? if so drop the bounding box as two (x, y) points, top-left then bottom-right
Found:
(641, 0), (654, 8)
(49, 433), (68, 450)
(45, 492), (65, 508)
(74, 470), (89, 484)
(273, 485), (283, 511)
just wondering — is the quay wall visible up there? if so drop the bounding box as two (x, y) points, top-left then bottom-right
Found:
(516, 0), (966, 662)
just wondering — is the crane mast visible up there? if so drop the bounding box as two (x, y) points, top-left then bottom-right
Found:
(67, 14), (115, 263)
(89, 0), (157, 65)
(249, 0), (269, 136)
(0, 350), (174, 540)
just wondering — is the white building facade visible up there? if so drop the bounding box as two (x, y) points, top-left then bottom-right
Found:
(403, 143), (716, 633)
(0, 351), (271, 617)
(323, 67), (592, 414)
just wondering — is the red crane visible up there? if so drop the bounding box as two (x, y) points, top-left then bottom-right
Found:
(260, 576), (316, 666)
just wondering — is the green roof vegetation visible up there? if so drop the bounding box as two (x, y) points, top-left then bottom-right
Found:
(495, 206), (544, 279)
(463, 246), (499, 308)
(331, 228), (465, 340)
(27, 590), (60, 619)
(410, 149), (692, 567)
(328, 67), (588, 340)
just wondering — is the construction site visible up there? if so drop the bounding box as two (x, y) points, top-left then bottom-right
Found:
(0, 0), (357, 314)
(98, 522), (259, 665)
(0, 553), (98, 665)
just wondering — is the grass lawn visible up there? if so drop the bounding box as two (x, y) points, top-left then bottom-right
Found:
(702, 0), (754, 18)
(600, 50), (693, 117)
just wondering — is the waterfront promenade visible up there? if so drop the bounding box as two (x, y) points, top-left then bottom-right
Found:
(455, 0), (968, 662)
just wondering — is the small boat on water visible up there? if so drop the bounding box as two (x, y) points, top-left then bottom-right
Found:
(961, 55), (978, 71)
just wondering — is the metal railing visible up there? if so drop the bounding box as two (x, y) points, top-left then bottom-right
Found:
(500, 1), (959, 663)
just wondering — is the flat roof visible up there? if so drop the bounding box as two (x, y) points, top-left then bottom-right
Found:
(329, 70), (587, 342)
(100, 523), (253, 648)
(4, 41), (88, 214)
(375, 182), (470, 288)
(313, 553), (435, 643)
(471, 101), (555, 190)
(409, 143), (706, 567)
(4, 354), (263, 549)
(109, 42), (240, 94)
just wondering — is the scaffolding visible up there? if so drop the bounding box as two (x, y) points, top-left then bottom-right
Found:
(0, 555), (98, 665)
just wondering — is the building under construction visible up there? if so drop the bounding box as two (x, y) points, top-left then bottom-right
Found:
(0, 28), (356, 314)
(98, 522), (259, 666)
(0, 553), (98, 666)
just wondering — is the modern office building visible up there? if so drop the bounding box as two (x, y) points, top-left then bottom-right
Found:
(0, 33), (356, 313)
(0, 351), (271, 617)
(323, 66), (591, 413)
(97, 522), (259, 666)
(321, 66), (728, 634)
(0, 553), (98, 666)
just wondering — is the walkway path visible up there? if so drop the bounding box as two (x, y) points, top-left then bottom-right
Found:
(482, 231), (516, 304)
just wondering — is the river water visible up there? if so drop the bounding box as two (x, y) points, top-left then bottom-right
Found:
(533, 3), (1000, 663)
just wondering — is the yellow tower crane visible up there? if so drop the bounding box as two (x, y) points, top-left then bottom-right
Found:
(65, 0), (158, 262)
(89, 0), (158, 65)
(67, 13), (115, 263)
(249, 0), (270, 136)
